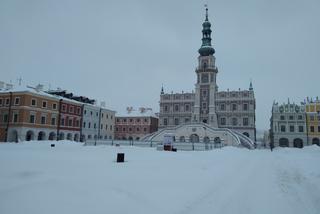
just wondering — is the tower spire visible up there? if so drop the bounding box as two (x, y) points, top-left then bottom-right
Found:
(249, 79), (253, 91)
(205, 5), (208, 21)
(198, 6), (215, 56)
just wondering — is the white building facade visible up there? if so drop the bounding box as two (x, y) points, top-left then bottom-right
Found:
(270, 101), (307, 148)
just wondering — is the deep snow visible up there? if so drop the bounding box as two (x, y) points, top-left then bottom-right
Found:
(0, 141), (319, 214)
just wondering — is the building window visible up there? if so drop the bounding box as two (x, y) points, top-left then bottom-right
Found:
(61, 118), (65, 126)
(318, 126), (320, 132)
(281, 125), (286, 132)
(52, 103), (57, 110)
(69, 106), (74, 113)
(3, 113), (8, 123)
(310, 126), (315, 132)
(14, 97), (20, 105)
(94, 123), (96, 129)
(122, 127), (126, 132)
(83, 122), (86, 128)
(88, 122), (91, 128)
(289, 125), (294, 132)
(123, 119), (127, 122)
(289, 115), (294, 120)
(164, 118), (168, 126)
(68, 119), (73, 126)
(41, 116), (46, 124)
(77, 107), (81, 114)
(220, 104), (225, 111)
(243, 103), (248, 111)
(42, 101), (47, 108)
(280, 115), (285, 120)
(129, 127), (132, 132)
(106, 124), (108, 130)
(129, 119), (133, 123)
(298, 115), (303, 120)
(31, 99), (37, 106)
(29, 114), (35, 123)
(116, 127), (118, 132)
(232, 104), (237, 111)
(299, 126), (304, 132)
(144, 118), (148, 123)
(84, 110), (87, 115)
(174, 118), (179, 125)
(136, 127), (140, 132)
(243, 118), (249, 126)
(5, 98), (10, 106)
(117, 118), (120, 122)
(137, 119), (140, 122)
(144, 128), (147, 132)
(75, 120), (79, 127)
(185, 118), (190, 123)
(0, 98), (3, 106)
(174, 105), (179, 112)
(96, 112), (98, 117)
(13, 113), (19, 123)
(90, 111), (93, 115)
(310, 115), (315, 121)
(220, 117), (226, 125)
(164, 105), (169, 112)
(185, 104), (190, 112)
(51, 117), (56, 125)
(232, 118), (238, 126)
(101, 124), (103, 129)
(110, 125), (112, 130)
(62, 105), (66, 112)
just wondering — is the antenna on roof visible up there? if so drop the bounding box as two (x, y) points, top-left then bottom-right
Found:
(17, 77), (22, 86)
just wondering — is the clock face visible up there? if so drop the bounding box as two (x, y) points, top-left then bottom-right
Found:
(201, 73), (209, 83)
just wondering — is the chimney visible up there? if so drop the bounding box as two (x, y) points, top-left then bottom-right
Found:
(0, 81), (5, 90)
(5, 83), (13, 90)
(35, 84), (44, 92)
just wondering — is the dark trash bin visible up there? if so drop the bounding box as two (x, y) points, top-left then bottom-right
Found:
(117, 153), (125, 162)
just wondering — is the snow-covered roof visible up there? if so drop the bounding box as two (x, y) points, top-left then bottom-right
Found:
(0, 83), (115, 111)
(116, 107), (158, 118)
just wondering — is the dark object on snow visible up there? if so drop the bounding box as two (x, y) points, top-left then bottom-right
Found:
(164, 145), (172, 151)
(172, 148), (177, 152)
(270, 143), (274, 152)
(117, 153), (125, 162)
(51, 144), (55, 147)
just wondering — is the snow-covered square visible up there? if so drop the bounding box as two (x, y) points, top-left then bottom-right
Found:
(0, 141), (320, 214)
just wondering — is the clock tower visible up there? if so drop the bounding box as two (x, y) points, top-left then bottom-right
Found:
(192, 7), (218, 127)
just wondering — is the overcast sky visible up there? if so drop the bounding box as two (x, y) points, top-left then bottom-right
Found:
(1, 0), (319, 131)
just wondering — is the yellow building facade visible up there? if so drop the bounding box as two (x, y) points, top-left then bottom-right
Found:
(306, 99), (320, 145)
